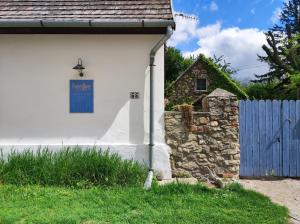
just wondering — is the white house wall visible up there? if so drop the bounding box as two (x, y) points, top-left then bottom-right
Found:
(0, 35), (171, 178)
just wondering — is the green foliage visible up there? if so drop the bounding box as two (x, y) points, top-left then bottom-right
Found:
(165, 93), (195, 111)
(165, 100), (176, 111)
(197, 55), (248, 99)
(0, 183), (288, 223)
(244, 82), (281, 100)
(165, 46), (194, 83)
(291, 73), (300, 88)
(257, 0), (300, 85)
(0, 148), (147, 187)
(283, 73), (300, 99)
(245, 73), (300, 100)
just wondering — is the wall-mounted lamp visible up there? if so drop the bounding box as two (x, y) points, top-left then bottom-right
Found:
(73, 58), (85, 77)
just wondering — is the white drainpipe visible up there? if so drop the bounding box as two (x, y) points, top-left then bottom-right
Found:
(144, 26), (173, 190)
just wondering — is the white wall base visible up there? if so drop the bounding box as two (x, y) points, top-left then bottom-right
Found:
(0, 144), (172, 180)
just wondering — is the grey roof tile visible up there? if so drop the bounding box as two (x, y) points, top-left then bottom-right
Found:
(0, 0), (174, 21)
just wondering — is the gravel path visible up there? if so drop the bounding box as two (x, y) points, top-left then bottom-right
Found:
(239, 179), (300, 224)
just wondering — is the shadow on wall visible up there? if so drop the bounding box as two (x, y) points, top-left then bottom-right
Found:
(129, 99), (145, 144)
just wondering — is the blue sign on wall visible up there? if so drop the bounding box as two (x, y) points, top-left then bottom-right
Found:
(70, 80), (94, 113)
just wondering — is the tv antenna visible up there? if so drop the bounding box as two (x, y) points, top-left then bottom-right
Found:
(175, 13), (198, 21)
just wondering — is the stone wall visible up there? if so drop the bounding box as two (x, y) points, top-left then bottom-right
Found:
(165, 89), (240, 180)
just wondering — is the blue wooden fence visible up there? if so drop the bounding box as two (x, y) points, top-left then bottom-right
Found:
(240, 100), (300, 177)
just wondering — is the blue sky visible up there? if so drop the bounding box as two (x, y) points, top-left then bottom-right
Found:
(169, 0), (286, 82)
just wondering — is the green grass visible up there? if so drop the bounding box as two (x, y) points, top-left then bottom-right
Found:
(0, 148), (147, 187)
(0, 183), (288, 224)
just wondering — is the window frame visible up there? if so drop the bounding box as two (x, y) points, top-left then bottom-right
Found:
(195, 78), (208, 92)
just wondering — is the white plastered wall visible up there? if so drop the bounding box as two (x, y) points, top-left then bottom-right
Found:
(0, 34), (171, 179)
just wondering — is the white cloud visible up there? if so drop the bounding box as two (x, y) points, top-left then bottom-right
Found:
(209, 1), (219, 12)
(271, 8), (282, 24)
(168, 15), (269, 83)
(168, 13), (198, 47)
(251, 8), (256, 15)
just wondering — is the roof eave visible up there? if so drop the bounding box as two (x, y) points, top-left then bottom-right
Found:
(0, 19), (176, 29)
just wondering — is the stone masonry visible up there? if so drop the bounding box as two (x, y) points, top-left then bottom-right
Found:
(166, 59), (209, 108)
(165, 89), (240, 180)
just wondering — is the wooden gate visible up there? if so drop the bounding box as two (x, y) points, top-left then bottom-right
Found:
(239, 100), (300, 177)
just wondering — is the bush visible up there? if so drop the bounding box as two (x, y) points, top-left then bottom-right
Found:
(0, 148), (147, 187)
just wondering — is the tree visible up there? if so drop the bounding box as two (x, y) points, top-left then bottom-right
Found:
(165, 47), (194, 86)
(257, 0), (300, 84)
(212, 55), (238, 77)
(245, 33), (300, 100)
(244, 82), (282, 99)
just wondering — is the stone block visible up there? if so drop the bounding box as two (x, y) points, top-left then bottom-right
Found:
(182, 161), (198, 170)
(198, 154), (207, 159)
(211, 132), (224, 140)
(221, 149), (238, 155)
(199, 117), (209, 124)
(233, 154), (240, 160)
(210, 115), (221, 121)
(211, 127), (222, 132)
(229, 116), (238, 121)
(224, 107), (232, 112)
(231, 101), (239, 107)
(221, 173), (236, 178)
(199, 140), (206, 145)
(210, 121), (219, 127)
(224, 160), (240, 166)
(188, 134), (198, 141)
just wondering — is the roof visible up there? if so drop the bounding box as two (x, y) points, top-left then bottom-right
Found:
(0, 0), (174, 22)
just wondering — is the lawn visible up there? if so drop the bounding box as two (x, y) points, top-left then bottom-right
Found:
(0, 183), (288, 224)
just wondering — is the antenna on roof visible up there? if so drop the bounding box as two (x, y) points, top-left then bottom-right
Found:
(174, 13), (198, 21)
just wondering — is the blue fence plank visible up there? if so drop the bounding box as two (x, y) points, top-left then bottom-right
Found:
(252, 101), (260, 177)
(282, 100), (290, 177)
(290, 101), (297, 177)
(239, 100), (246, 176)
(297, 101), (300, 177)
(259, 100), (266, 176)
(272, 100), (282, 176)
(245, 100), (254, 176)
(265, 100), (273, 175)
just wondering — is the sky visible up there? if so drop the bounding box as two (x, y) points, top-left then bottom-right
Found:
(168, 0), (286, 83)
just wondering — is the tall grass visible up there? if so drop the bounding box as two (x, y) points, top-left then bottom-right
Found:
(0, 147), (147, 187)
